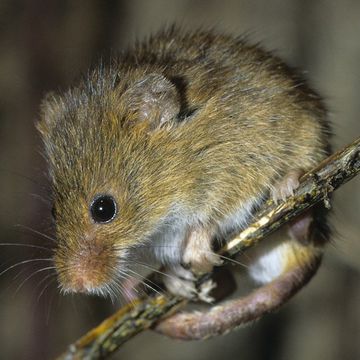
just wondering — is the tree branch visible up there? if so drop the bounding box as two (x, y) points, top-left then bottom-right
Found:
(57, 136), (360, 360)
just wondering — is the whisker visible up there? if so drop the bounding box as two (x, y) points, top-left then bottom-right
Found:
(126, 269), (164, 297)
(0, 169), (48, 189)
(126, 260), (179, 282)
(28, 192), (52, 205)
(37, 276), (57, 303)
(111, 282), (128, 303)
(11, 266), (30, 284)
(35, 272), (57, 293)
(111, 269), (150, 306)
(113, 271), (140, 304)
(217, 253), (249, 269)
(128, 244), (250, 269)
(0, 243), (52, 252)
(116, 270), (140, 295)
(1, 266), (29, 294)
(107, 283), (119, 304)
(103, 281), (121, 303)
(15, 266), (56, 296)
(0, 258), (53, 278)
(14, 224), (57, 244)
(126, 268), (163, 292)
(46, 287), (57, 325)
(128, 261), (200, 290)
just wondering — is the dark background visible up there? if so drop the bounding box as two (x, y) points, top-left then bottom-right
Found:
(0, 1), (359, 359)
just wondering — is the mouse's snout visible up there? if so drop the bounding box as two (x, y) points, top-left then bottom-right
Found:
(55, 236), (118, 295)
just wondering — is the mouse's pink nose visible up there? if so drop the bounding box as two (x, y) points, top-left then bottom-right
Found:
(67, 272), (95, 293)
(55, 239), (117, 294)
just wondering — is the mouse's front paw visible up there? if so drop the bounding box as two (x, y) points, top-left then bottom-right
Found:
(162, 265), (196, 299)
(183, 248), (223, 274)
(271, 170), (303, 203)
(163, 265), (216, 303)
(183, 227), (223, 274)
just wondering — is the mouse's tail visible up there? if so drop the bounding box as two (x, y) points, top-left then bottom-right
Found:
(154, 244), (322, 340)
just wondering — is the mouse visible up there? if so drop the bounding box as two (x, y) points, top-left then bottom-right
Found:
(37, 26), (331, 339)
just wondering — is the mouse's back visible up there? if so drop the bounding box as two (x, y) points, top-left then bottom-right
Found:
(38, 27), (330, 297)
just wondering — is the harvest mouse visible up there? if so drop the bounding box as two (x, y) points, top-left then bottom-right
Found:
(38, 27), (330, 339)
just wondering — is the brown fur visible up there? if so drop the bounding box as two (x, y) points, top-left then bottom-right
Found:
(38, 27), (330, 299)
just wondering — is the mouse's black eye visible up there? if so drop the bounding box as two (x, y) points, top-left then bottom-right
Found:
(90, 195), (117, 223)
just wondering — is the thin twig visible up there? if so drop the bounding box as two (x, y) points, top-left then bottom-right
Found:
(57, 136), (360, 360)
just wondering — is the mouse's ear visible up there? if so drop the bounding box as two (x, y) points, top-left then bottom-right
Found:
(122, 73), (181, 130)
(37, 92), (63, 135)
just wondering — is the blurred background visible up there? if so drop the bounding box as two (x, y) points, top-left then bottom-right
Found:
(0, 1), (359, 359)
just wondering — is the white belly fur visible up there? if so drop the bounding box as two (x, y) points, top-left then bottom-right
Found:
(244, 227), (293, 284)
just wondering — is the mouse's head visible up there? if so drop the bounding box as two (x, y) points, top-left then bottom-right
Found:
(37, 67), (190, 296)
